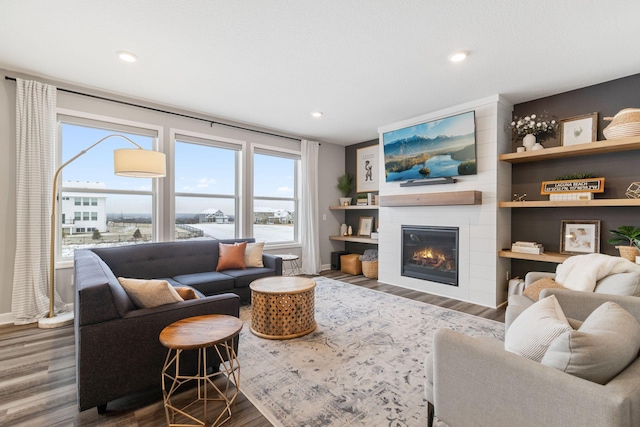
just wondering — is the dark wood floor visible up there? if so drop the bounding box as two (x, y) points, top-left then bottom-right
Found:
(0, 270), (505, 426)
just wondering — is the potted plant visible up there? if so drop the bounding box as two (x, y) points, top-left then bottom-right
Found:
(336, 173), (353, 206)
(607, 226), (640, 261)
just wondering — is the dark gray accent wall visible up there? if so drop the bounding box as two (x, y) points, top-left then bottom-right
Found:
(511, 73), (640, 276)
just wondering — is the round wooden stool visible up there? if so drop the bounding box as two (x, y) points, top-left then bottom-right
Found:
(249, 276), (316, 339)
(159, 314), (242, 427)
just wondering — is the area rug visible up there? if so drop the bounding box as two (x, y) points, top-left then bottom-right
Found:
(236, 277), (504, 427)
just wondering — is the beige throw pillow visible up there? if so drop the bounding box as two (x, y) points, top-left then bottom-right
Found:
(542, 301), (640, 384)
(245, 242), (265, 268)
(523, 277), (565, 301)
(505, 295), (572, 362)
(118, 277), (184, 308)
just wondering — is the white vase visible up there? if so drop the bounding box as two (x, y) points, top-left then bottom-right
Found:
(339, 197), (351, 206)
(340, 224), (348, 236)
(532, 142), (544, 151)
(347, 226), (353, 236)
(522, 134), (536, 151)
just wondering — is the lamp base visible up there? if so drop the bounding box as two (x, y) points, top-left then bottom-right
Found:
(38, 311), (74, 329)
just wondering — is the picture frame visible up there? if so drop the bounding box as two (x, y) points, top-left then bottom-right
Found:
(559, 112), (598, 146)
(358, 216), (374, 236)
(356, 145), (379, 193)
(559, 220), (601, 255)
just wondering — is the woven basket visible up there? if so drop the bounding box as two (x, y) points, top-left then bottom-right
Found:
(616, 245), (639, 262)
(361, 260), (378, 279)
(603, 108), (640, 140)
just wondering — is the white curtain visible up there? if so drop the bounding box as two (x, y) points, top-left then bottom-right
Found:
(300, 140), (321, 274)
(12, 79), (66, 324)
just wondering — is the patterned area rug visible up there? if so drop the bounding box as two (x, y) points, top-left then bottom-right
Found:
(237, 277), (504, 427)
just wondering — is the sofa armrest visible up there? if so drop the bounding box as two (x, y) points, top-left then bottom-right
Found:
(524, 271), (556, 286)
(433, 328), (632, 427)
(262, 253), (283, 276)
(541, 288), (640, 322)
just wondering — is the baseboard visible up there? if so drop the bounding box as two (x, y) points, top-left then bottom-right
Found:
(0, 312), (14, 325)
(320, 263), (332, 272)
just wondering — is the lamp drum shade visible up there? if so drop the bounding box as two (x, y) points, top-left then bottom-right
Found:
(114, 148), (166, 177)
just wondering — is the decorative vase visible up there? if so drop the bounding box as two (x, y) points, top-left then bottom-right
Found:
(347, 226), (353, 236)
(339, 197), (351, 206)
(340, 224), (348, 236)
(532, 142), (544, 151)
(522, 134), (536, 151)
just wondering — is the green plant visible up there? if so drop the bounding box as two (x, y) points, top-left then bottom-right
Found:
(336, 173), (353, 197)
(554, 173), (596, 180)
(133, 228), (142, 239)
(607, 226), (640, 247)
(92, 229), (102, 240)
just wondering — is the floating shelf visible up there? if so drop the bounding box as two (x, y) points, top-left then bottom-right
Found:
(380, 191), (482, 207)
(499, 199), (640, 208)
(498, 250), (571, 263)
(329, 235), (378, 244)
(499, 136), (640, 164)
(329, 205), (379, 210)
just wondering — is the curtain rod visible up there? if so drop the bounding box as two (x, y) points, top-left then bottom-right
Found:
(5, 75), (303, 142)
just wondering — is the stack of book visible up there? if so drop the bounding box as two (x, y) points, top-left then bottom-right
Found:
(511, 241), (544, 254)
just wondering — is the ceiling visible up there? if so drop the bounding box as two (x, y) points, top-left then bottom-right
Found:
(1, 1), (639, 146)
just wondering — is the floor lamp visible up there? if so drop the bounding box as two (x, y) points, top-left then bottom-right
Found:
(38, 134), (166, 329)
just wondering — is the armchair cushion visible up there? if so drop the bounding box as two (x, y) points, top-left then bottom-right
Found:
(522, 277), (565, 301)
(594, 271), (640, 296)
(505, 295), (572, 362)
(542, 301), (640, 384)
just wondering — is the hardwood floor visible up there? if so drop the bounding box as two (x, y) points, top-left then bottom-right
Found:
(0, 271), (505, 426)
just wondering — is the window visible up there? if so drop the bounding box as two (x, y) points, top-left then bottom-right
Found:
(174, 135), (240, 241)
(58, 116), (158, 259)
(253, 149), (299, 244)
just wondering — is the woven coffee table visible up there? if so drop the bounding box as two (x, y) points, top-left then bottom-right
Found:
(249, 276), (316, 339)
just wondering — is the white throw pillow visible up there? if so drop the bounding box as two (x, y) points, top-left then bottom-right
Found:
(505, 295), (572, 362)
(245, 242), (265, 268)
(542, 301), (640, 384)
(118, 277), (184, 308)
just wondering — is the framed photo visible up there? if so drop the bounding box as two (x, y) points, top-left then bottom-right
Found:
(560, 220), (601, 255)
(358, 216), (374, 236)
(356, 145), (379, 193)
(559, 113), (598, 146)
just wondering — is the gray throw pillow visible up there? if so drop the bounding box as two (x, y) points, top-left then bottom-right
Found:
(541, 301), (640, 384)
(594, 272), (640, 297)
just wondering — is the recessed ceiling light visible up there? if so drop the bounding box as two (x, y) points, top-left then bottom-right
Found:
(117, 51), (137, 63)
(311, 111), (323, 118)
(448, 51), (468, 63)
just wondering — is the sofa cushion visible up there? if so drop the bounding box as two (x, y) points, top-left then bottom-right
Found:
(505, 295), (572, 362)
(216, 242), (247, 271)
(117, 277), (184, 308)
(245, 242), (265, 268)
(222, 267), (278, 288)
(173, 271), (236, 295)
(594, 271), (640, 297)
(541, 301), (640, 384)
(523, 277), (565, 302)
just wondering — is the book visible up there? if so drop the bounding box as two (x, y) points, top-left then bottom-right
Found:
(511, 244), (544, 254)
(513, 241), (541, 247)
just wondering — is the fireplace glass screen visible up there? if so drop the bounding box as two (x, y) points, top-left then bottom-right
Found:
(401, 226), (458, 286)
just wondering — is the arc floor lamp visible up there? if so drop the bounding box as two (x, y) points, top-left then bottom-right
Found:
(38, 134), (166, 328)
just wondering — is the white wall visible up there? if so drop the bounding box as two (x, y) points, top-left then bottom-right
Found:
(0, 68), (345, 321)
(376, 95), (513, 308)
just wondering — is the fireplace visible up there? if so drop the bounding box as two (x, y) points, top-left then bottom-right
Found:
(401, 226), (459, 286)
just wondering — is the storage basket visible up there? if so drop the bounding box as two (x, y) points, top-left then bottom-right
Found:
(603, 108), (640, 140)
(616, 245), (639, 262)
(361, 260), (378, 279)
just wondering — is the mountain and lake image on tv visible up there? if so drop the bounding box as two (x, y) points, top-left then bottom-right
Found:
(382, 111), (476, 182)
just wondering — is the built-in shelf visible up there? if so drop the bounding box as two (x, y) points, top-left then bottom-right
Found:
(499, 136), (640, 164)
(498, 250), (571, 263)
(380, 191), (481, 207)
(329, 235), (378, 244)
(499, 199), (640, 208)
(329, 205), (379, 210)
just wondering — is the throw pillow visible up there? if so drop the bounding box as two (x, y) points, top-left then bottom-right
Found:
(118, 277), (184, 308)
(175, 287), (199, 300)
(523, 277), (565, 301)
(542, 301), (640, 384)
(505, 295), (572, 362)
(245, 242), (265, 268)
(216, 241), (247, 271)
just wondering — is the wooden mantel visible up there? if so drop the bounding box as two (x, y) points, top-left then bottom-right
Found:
(380, 191), (482, 207)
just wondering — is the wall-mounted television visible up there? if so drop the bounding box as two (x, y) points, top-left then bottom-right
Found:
(382, 111), (476, 183)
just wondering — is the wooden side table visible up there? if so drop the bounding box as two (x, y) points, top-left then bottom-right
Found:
(159, 314), (243, 427)
(249, 276), (316, 339)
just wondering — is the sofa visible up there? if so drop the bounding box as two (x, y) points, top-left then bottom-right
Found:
(74, 238), (282, 413)
(425, 289), (640, 427)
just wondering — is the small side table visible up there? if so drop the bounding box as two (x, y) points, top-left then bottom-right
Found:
(275, 254), (301, 276)
(159, 314), (243, 427)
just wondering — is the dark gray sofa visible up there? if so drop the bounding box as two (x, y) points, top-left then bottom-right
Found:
(74, 238), (282, 412)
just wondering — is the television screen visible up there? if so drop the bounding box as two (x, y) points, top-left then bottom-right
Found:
(382, 111), (476, 182)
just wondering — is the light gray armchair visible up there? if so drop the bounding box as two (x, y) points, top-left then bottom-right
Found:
(425, 289), (640, 427)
